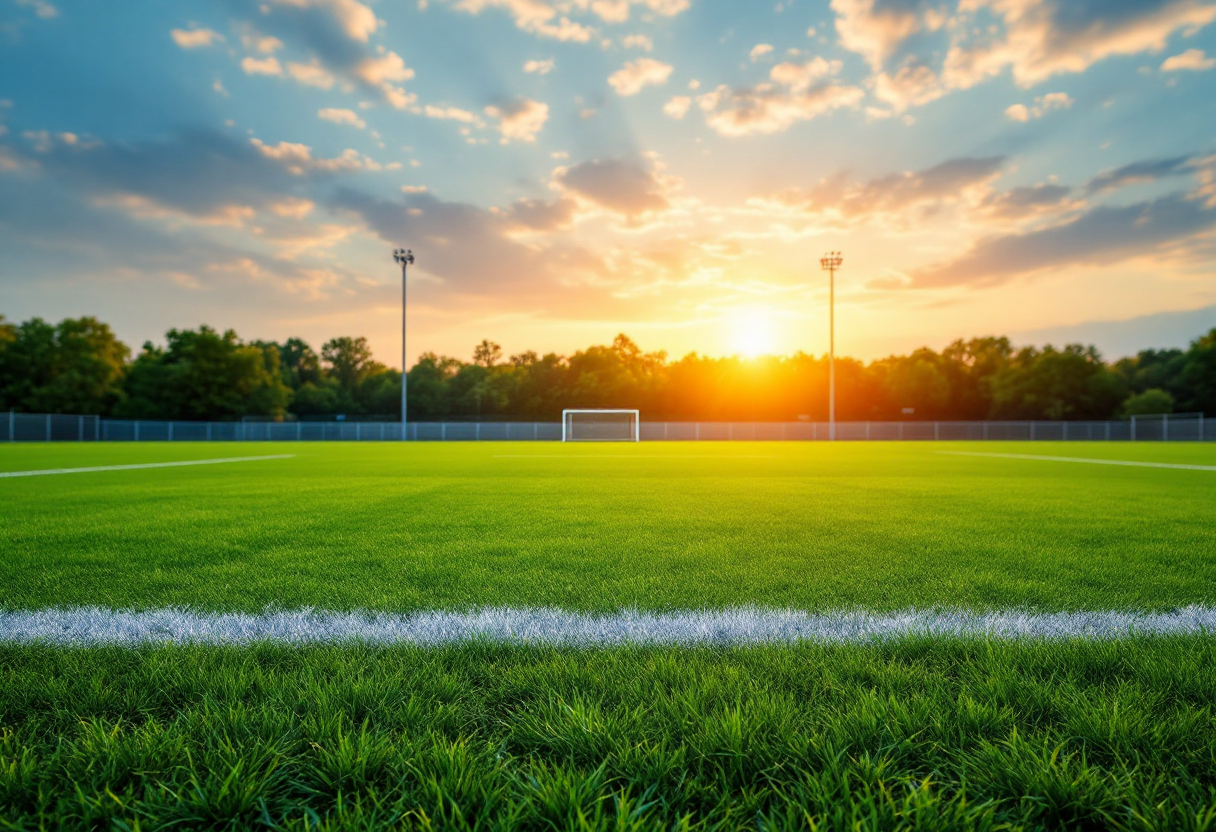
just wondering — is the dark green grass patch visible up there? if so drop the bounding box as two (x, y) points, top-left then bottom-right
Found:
(3, 638), (1216, 830)
(2, 442), (1216, 613)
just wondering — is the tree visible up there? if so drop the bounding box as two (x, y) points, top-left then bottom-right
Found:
(1176, 329), (1216, 416)
(322, 336), (376, 393)
(472, 339), (502, 368)
(989, 344), (1126, 420)
(1121, 388), (1175, 416)
(118, 326), (290, 420)
(0, 316), (129, 415)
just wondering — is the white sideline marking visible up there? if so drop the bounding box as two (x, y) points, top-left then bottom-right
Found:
(2, 607), (1213, 646)
(0, 455), (296, 479)
(940, 451), (1216, 472)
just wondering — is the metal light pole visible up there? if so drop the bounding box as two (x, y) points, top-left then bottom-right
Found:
(393, 248), (414, 439)
(819, 251), (842, 441)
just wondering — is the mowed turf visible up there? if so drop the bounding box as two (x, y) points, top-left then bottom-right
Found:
(4, 440), (1216, 828)
(2, 440), (1216, 613)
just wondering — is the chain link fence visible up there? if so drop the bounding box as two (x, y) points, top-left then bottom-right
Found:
(4, 411), (1213, 442)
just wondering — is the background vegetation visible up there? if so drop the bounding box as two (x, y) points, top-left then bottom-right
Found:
(1, 313), (1213, 421)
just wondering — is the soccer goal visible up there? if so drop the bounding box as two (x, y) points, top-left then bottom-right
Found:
(562, 409), (640, 442)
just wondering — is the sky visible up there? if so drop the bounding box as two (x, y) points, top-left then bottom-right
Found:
(1, 0), (1215, 367)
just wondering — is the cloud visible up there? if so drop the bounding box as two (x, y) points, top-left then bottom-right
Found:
(663, 95), (692, 118)
(440, 0), (595, 41)
(622, 34), (653, 51)
(501, 196), (578, 231)
(1084, 155), (1197, 195)
(750, 43), (774, 61)
(943, 0), (1216, 89)
(1004, 91), (1073, 121)
(484, 98), (549, 142)
(832, 0), (1216, 112)
(912, 192), (1216, 287)
(226, 0), (415, 107)
(331, 187), (606, 299)
(286, 60), (337, 88)
(523, 57), (556, 74)
(15, 0), (57, 19)
(763, 155), (1008, 225)
(554, 156), (676, 222)
(251, 138), (384, 174)
(1161, 48), (1216, 70)
(242, 56), (284, 75)
(318, 107), (366, 128)
(423, 104), (484, 124)
(171, 28), (224, 49)
(608, 58), (674, 95)
(695, 58), (860, 136)
(978, 182), (1076, 221)
(831, 0), (944, 71)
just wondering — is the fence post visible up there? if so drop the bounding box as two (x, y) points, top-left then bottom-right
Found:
(695, 422), (700, 441)
(95, 417), (101, 442)
(1130, 416), (1136, 442)
(476, 422), (481, 441)
(1164, 414), (1170, 442)
(866, 422), (871, 441)
(297, 422), (303, 442)
(1105, 422), (1110, 441)
(441, 423), (446, 441)
(45, 414), (51, 442)
(1030, 422), (1036, 441)
(1063, 422), (1068, 441)
(78, 416), (83, 442)
(933, 421), (939, 441)
(7, 410), (12, 442)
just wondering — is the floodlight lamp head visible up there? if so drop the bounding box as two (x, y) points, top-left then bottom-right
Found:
(393, 248), (415, 266)
(820, 251), (843, 270)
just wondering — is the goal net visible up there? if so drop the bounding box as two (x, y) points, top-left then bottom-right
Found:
(562, 409), (640, 442)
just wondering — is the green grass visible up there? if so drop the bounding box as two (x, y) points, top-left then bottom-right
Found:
(2, 441), (1215, 612)
(3, 639), (1216, 830)
(4, 440), (1216, 828)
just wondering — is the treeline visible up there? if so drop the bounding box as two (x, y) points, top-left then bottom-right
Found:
(1, 314), (1213, 421)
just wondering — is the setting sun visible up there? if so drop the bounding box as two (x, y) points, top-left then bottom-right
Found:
(732, 310), (778, 358)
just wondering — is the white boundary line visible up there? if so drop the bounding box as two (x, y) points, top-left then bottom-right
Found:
(940, 451), (1216, 472)
(0, 455), (296, 479)
(2, 607), (1213, 646)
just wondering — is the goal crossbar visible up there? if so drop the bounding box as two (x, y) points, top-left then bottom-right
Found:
(562, 409), (640, 442)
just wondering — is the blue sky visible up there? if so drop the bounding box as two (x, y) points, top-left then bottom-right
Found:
(1, 0), (1215, 365)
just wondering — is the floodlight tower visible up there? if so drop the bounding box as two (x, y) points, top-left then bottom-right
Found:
(393, 248), (414, 438)
(819, 251), (843, 441)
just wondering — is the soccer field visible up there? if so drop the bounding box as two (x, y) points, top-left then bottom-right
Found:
(3, 441), (1216, 613)
(3, 441), (1216, 828)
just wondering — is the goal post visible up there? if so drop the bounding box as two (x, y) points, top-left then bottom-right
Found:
(562, 409), (640, 442)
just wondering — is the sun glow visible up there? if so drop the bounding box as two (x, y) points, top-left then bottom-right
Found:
(731, 310), (777, 358)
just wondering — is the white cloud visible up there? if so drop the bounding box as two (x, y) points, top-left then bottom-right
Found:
(287, 61), (337, 89)
(523, 57), (556, 74)
(1161, 48), (1216, 71)
(15, 0), (57, 19)
(484, 98), (549, 142)
(694, 58), (860, 136)
(622, 34), (653, 51)
(318, 108), (366, 129)
(424, 104), (485, 126)
(1004, 91), (1073, 121)
(171, 28), (224, 49)
(663, 95), (692, 118)
(608, 58), (674, 95)
(750, 43), (775, 61)
(251, 138), (383, 174)
(443, 0), (595, 41)
(242, 56), (284, 76)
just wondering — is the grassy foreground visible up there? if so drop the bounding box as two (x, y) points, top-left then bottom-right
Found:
(3, 639), (1216, 830)
(3, 441), (1216, 613)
